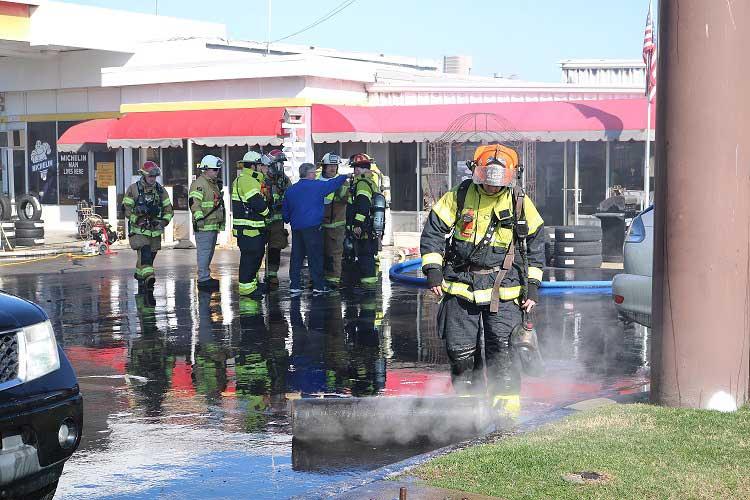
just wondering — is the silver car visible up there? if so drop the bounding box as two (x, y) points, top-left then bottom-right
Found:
(612, 206), (654, 327)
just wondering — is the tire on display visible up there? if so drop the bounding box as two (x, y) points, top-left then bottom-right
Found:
(14, 237), (45, 247)
(555, 254), (603, 269)
(14, 220), (44, 230)
(0, 195), (11, 221)
(554, 225), (602, 243)
(16, 194), (43, 221)
(554, 240), (602, 257)
(15, 228), (44, 239)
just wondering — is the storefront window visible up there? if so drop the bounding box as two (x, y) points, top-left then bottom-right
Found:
(341, 142), (366, 161)
(578, 141), (606, 215)
(535, 142), (565, 226)
(94, 151), (117, 216)
(162, 145), (189, 210)
(27, 122), (58, 204)
(389, 143), (417, 211)
(611, 141), (645, 191)
(314, 142), (340, 164)
(57, 121), (89, 206)
(228, 145), (254, 186)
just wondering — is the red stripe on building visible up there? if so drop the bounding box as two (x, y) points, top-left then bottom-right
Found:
(0, 2), (30, 17)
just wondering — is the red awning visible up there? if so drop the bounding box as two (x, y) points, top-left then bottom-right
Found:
(57, 118), (119, 152)
(312, 98), (653, 143)
(107, 107), (286, 149)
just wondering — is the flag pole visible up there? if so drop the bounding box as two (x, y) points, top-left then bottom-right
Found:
(643, 95), (651, 209)
(642, 0), (654, 210)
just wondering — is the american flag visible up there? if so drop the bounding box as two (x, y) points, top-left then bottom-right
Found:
(643, 1), (657, 101)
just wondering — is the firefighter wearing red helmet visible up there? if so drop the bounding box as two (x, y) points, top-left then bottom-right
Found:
(122, 161), (174, 297)
(419, 145), (545, 420)
(260, 149), (291, 289)
(345, 153), (382, 289)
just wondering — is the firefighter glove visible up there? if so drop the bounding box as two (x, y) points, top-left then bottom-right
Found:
(425, 268), (443, 288)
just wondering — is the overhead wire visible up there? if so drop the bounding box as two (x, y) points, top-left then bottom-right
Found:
(271, 0), (358, 43)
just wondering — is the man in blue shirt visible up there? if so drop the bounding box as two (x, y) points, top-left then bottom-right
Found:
(283, 163), (348, 294)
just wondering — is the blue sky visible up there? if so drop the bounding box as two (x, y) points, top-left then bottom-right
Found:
(63, 0), (653, 82)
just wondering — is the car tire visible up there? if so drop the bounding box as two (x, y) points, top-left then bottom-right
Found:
(14, 219), (44, 230)
(0, 195), (11, 221)
(554, 225), (602, 242)
(14, 237), (45, 247)
(15, 227), (44, 239)
(555, 255), (603, 269)
(543, 225), (557, 241)
(554, 240), (602, 256)
(16, 194), (43, 221)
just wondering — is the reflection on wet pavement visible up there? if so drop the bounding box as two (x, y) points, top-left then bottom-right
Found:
(0, 252), (648, 499)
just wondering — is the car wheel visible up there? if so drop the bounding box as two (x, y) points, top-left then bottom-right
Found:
(22, 480), (58, 500)
(16, 194), (43, 221)
(555, 255), (603, 269)
(0, 195), (11, 221)
(554, 240), (602, 256)
(554, 225), (602, 242)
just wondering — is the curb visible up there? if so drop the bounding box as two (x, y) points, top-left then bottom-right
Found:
(302, 391), (649, 499)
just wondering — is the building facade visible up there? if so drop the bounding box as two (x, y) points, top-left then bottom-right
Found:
(0, 1), (653, 240)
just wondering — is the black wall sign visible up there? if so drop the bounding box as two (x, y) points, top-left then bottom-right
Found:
(27, 121), (58, 204)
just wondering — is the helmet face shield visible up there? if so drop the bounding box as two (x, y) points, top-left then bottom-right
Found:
(472, 160), (516, 187)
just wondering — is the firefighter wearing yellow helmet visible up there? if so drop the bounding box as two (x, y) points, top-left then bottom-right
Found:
(419, 144), (545, 419)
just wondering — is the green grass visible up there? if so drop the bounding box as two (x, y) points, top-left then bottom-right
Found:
(409, 404), (750, 499)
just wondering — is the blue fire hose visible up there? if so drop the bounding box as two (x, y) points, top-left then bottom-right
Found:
(389, 258), (612, 289)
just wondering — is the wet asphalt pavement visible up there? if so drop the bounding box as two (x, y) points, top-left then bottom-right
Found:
(0, 248), (649, 499)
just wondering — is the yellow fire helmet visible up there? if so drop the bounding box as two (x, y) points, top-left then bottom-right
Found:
(471, 144), (519, 187)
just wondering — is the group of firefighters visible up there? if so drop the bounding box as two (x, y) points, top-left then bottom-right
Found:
(122, 150), (386, 300)
(123, 143), (545, 419)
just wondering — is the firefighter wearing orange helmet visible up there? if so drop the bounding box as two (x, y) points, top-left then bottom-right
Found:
(419, 144), (544, 420)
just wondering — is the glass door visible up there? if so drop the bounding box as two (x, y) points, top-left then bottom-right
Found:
(562, 142), (579, 225)
(12, 149), (25, 199)
(0, 149), (8, 196)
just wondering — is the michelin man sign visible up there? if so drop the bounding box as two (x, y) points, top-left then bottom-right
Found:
(27, 122), (58, 204)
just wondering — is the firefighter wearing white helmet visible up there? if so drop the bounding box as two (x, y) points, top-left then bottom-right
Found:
(189, 155), (226, 290)
(122, 161), (174, 299)
(419, 144), (545, 421)
(316, 152), (350, 287)
(231, 150), (271, 298)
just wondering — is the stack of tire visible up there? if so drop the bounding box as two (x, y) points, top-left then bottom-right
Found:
(0, 194), (44, 247)
(543, 226), (557, 267)
(553, 225), (603, 269)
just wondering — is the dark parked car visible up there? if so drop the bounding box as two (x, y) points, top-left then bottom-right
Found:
(0, 291), (82, 499)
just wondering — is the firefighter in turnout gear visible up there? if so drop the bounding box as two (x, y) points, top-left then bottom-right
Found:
(317, 152), (350, 288)
(419, 145), (545, 419)
(122, 161), (174, 295)
(261, 149), (290, 289)
(232, 151), (270, 298)
(189, 155), (226, 291)
(346, 153), (382, 289)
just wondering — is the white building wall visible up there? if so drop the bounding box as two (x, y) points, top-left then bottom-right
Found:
(0, 51), (132, 92)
